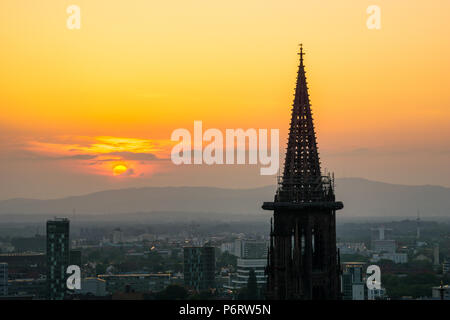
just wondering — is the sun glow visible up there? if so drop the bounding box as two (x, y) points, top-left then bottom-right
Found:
(21, 135), (173, 177)
(113, 164), (128, 176)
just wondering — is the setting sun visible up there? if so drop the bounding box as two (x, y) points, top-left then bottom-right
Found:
(113, 165), (128, 176)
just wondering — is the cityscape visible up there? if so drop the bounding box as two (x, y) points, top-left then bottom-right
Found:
(1, 215), (450, 300)
(1, 0), (450, 311)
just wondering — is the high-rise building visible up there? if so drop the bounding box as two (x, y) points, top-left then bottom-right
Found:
(434, 244), (440, 266)
(224, 241), (269, 291)
(341, 262), (387, 300)
(370, 226), (393, 242)
(0, 263), (7, 296)
(112, 228), (124, 244)
(371, 226), (396, 253)
(341, 262), (366, 300)
(443, 260), (450, 274)
(69, 249), (82, 266)
(183, 246), (215, 291)
(263, 45), (343, 300)
(416, 211), (421, 240)
(46, 218), (70, 300)
(231, 258), (267, 290)
(234, 239), (268, 259)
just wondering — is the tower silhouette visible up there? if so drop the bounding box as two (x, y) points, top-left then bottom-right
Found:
(263, 45), (344, 300)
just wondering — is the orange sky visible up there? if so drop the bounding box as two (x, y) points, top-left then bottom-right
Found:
(1, 0), (450, 199)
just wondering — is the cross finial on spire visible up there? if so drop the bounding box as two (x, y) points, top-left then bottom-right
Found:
(298, 43), (305, 65)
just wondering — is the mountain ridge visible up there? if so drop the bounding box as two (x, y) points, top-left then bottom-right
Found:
(1, 178), (449, 218)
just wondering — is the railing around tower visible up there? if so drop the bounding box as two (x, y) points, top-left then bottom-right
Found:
(275, 173), (336, 203)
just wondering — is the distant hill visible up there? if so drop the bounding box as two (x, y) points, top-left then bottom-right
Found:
(0, 178), (449, 219)
(0, 186), (276, 217)
(335, 178), (450, 218)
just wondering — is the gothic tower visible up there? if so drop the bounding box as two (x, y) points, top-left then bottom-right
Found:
(263, 45), (343, 300)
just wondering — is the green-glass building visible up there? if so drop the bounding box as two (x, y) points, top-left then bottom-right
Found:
(46, 218), (70, 300)
(183, 246), (215, 291)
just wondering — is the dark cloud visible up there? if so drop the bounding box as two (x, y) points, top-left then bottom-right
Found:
(322, 147), (450, 157)
(57, 154), (98, 160)
(105, 152), (169, 161)
(322, 148), (371, 157)
(3, 150), (98, 161)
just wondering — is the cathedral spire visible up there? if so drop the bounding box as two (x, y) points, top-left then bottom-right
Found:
(262, 46), (343, 300)
(279, 45), (323, 202)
